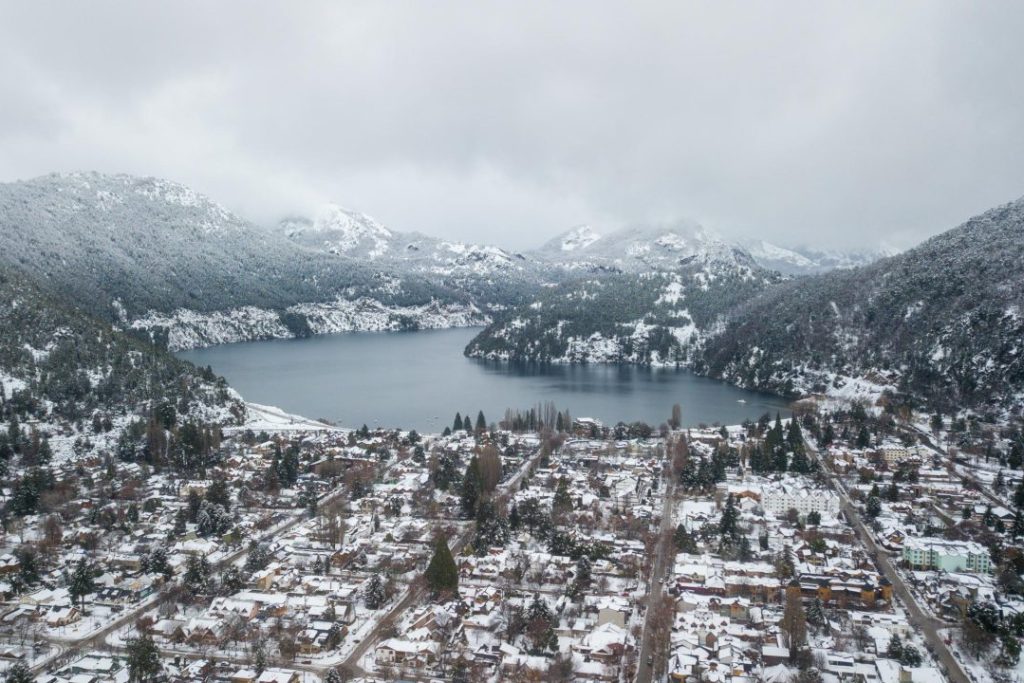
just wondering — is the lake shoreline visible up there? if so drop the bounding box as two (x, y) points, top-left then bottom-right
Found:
(179, 327), (792, 432)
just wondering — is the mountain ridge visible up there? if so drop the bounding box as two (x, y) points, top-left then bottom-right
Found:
(466, 195), (1024, 411)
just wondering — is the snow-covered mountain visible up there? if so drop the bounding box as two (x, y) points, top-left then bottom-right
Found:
(541, 225), (603, 253)
(279, 204), (542, 283)
(532, 221), (760, 276)
(701, 197), (1024, 411)
(0, 262), (243, 425)
(743, 239), (897, 275)
(467, 222), (780, 366)
(281, 205), (395, 258)
(0, 173), (487, 349)
(0, 171), (909, 358)
(469, 195), (1024, 411)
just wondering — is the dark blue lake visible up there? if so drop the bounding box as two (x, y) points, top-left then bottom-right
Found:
(178, 327), (790, 432)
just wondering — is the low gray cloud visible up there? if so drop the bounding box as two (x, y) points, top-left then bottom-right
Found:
(2, 1), (1023, 250)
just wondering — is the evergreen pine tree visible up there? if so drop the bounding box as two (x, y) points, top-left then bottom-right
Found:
(473, 499), (510, 554)
(4, 662), (33, 683)
(789, 447), (809, 473)
(552, 477), (573, 516)
(460, 455), (482, 517)
(737, 535), (753, 562)
(1013, 509), (1024, 538)
(1014, 478), (1024, 509)
(786, 417), (804, 451)
(525, 594), (558, 653)
(774, 446), (788, 472)
(364, 573), (387, 609)
(254, 643), (268, 674)
(886, 483), (899, 502)
(885, 634), (904, 660)
(673, 523), (697, 553)
(718, 494), (739, 540)
(69, 558), (96, 611)
(566, 555), (592, 599)
(184, 554), (213, 592)
(805, 597), (827, 631)
(125, 633), (162, 683)
(425, 536), (459, 599)
(856, 425), (871, 449)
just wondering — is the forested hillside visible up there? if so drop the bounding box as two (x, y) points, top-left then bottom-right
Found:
(0, 172), (471, 324)
(466, 258), (778, 365)
(698, 196), (1024, 413)
(279, 204), (547, 308)
(0, 265), (242, 430)
(467, 195), (1024, 412)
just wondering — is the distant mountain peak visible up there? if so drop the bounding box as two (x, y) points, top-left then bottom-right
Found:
(533, 219), (758, 276)
(279, 203), (394, 257)
(311, 204), (392, 238)
(741, 238), (898, 275)
(17, 171), (239, 233)
(557, 225), (602, 252)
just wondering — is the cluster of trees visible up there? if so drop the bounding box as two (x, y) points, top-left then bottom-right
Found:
(678, 451), (732, 492)
(701, 202), (1024, 411)
(0, 418), (53, 472)
(883, 634), (922, 667)
(142, 547), (174, 580)
(455, 446), (515, 556)
(500, 403), (572, 434)
(262, 444), (302, 493)
(961, 601), (1022, 667)
(473, 499), (511, 556)
(748, 414), (811, 474)
(124, 633), (162, 682)
(5, 466), (57, 516)
(116, 411), (224, 476)
(363, 573), (389, 610)
(430, 451), (460, 492)
(467, 263), (776, 366)
(508, 482), (610, 563)
(182, 554), (215, 594)
(673, 523), (698, 554)
(504, 594), (559, 654)
(67, 557), (98, 611)
(459, 449), (503, 517)
(444, 411), (488, 436)
(0, 265), (240, 431)
(177, 481), (235, 538)
(714, 495), (752, 561)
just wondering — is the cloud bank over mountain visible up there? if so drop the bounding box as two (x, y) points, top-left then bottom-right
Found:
(1, 2), (1023, 250)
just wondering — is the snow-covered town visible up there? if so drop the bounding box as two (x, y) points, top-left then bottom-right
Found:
(0, 400), (1022, 683)
(4, 3), (1024, 683)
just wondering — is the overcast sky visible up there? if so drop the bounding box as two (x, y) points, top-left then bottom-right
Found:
(1, 2), (1023, 250)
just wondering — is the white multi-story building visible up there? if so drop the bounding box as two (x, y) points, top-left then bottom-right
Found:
(901, 537), (992, 573)
(878, 442), (923, 466)
(760, 479), (839, 518)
